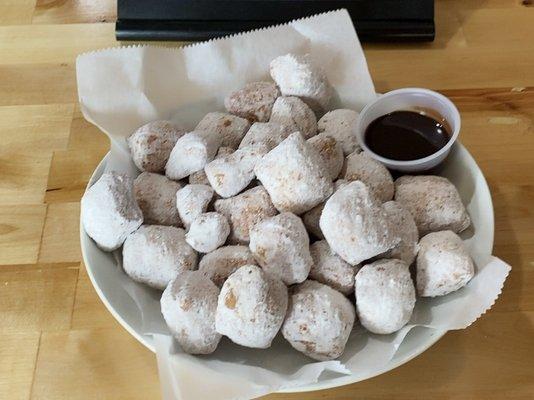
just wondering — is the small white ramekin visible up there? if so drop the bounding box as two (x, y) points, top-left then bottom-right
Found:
(355, 88), (461, 172)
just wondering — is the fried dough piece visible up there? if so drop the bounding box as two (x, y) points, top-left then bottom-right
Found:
(216, 265), (288, 348)
(282, 280), (355, 360)
(81, 172), (143, 251)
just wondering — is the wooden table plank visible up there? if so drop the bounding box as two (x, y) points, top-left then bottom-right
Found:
(0, 64), (76, 106)
(0, 263), (78, 333)
(0, 151), (53, 205)
(0, 104), (74, 204)
(0, 23), (117, 65)
(45, 105), (109, 203)
(0, 0), (36, 25)
(67, 104), (110, 152)
(0, 104), (73, 154)
(32, 0), (116, 25)
(0, 205), (47, 265)
(31, 328), (161, 400)
(0, 332), (40, 400)
(38, 202), (81, 263)
(44, 148), (106, 203)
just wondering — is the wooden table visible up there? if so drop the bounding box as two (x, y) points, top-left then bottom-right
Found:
(1, 1), (533, 399)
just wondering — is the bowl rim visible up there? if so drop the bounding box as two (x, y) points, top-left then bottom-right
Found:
(81, 143), (494, 393)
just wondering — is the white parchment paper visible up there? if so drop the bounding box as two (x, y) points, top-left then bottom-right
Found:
(77, 10), (511, 400)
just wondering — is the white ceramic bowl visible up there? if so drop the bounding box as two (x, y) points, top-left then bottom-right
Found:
(81, 143), (494, 392)
(356, 88), (461, 173)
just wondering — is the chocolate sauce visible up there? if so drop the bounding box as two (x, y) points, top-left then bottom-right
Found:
(364, 110), (450, 161)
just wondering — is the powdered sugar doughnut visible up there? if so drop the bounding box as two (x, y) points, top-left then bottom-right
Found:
(270, 53), (334, 113)
(282, 280), (355, 361)
(185, 212), (230, 253)
(302, 179), (348, 239)
(205, 144), (269, 198)
(308, 133), (344, 180)
(123, 225), (198, 290)
(302, 204), (324, 240)
(302, 204), (324, 239)
(309, 240), (357, 295)
(198, 245), (256, 287)
(395, 175), (471, 236)
(127, 120), (185, 173)
(196, 112), (251, 149)
(176, 184), (214, 229)
(133, 172), (182, 227)
(317, 109), (360, 155)
(320, 181), (398, 265)
(238, 122), (291, 151)
(342, 151), (394, 203)
(417, 230), (475, 297)
(255, 132), (333, 215)
(249, 212), (312, 285)
(161, 270), (221, 354)
(165, 131), (221, 180)
(214, 186), (278, 244)
(216, 265), (288, 348)
(269, 96), (317, 139)
(81, 172), (143, 251)
(224, 81), (280, 122)
(189, 147), (234, 185)
(381, 201), (419, 265)
(189, 170), (210, 186)
(355, 259), (415, 334)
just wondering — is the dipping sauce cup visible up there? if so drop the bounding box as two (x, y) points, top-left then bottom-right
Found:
(356, 88), (461, 172)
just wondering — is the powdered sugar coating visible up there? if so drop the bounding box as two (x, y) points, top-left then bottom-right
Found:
(176, 184), (214, 229)
(282, 280), (355, 361)
(417, 230), (475, 297)
(189, 146), (234, 185)
(270, 53), (334, 113)
(355, 259), (415, 334)
(165, 131), (221, 180)
(205, 145), (269, 198)
(269, 96), (317, 139)
(189, 170), (210, 185)
(342, 151), (394, 203)
(186, 212), (230, 253)
(317, 109), (360, 155)
(249, 212), (312, 285)
(81, 172), (143, 251)
(161, 270), (221, 354)
(320, 181), (399, 265)
(309, 240), (357, 295)
(196, 112), (251, 149)
(214, 186), (278, 244)
(133, 172), (182, 227)
(395, 175), (471, 236)
(255, 132), (334, 215)
(302, 179), (348, 239)
(308, 133), (344, 180)
(198, 245), (257, 288)
(122, 225), (198, 290)
(224, 81), (280, 122)
(239, 122), (291, 151)
(381, 201), (419, 265)
(216, 265), (288, 348)
(127, 120), (185, 173)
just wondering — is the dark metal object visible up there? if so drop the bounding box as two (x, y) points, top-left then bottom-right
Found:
(116, 0), (435, 42)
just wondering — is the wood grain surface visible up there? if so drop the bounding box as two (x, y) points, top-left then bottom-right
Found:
(0, 0), (533, 399)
